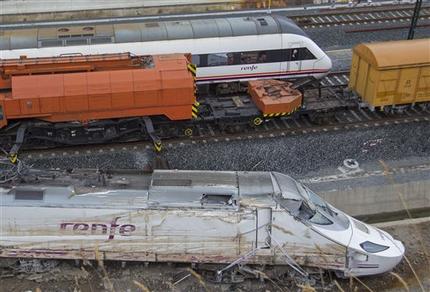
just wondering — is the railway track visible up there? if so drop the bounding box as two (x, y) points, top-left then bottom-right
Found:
(291, 4), (430, 29)
(319, 70), (350, 88)
(18, 100), (430, 160)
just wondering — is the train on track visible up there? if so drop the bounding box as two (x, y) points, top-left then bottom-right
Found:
(0, 25), (428, 158)
(0, 168), (405, 279)
(0, 14), (332, 91)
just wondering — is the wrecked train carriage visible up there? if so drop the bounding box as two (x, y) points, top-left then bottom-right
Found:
(0, 169), (404, 277)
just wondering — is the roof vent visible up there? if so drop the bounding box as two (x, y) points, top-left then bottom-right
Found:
(257, 18), (268, 26)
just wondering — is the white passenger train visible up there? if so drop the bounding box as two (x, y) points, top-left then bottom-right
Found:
(0, 15), (332, 84)
(0, 169), (404, 278)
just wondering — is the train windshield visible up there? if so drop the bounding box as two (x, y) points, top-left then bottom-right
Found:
(273, 173), (349, 228)
(272, 173), (316, 220)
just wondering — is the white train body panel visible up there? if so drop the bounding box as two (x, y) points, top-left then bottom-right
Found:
(0, 15), (332, 83)
(0, 170), (403, 277)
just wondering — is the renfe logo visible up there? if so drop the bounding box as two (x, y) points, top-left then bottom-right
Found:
(241, 65), (258, 71)
(60, 217), (136, 240)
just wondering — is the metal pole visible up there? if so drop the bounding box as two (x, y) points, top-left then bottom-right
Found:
(407, 0), (423, 40)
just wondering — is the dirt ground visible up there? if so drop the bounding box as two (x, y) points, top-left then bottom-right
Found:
(0, 218), (429, 292)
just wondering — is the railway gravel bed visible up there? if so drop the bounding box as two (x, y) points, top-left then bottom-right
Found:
(23, 120), (430, 178)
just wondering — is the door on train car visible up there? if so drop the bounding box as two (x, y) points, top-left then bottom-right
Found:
(256, 208), (272, 248)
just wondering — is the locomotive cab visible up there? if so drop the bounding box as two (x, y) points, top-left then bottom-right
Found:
(271, 172), (405, 277)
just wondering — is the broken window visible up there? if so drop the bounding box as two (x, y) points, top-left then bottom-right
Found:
(200, 194), (236, 206)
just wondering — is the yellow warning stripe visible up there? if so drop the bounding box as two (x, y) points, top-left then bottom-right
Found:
(187, 63), (197, 76)
(263, 106), (301, 118)
(192, 101), (200, 119)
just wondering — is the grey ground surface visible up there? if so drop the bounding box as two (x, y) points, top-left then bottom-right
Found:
(25, 121), (430, 179)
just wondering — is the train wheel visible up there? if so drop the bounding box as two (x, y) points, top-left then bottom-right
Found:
(253, 117), (263, 126)
(184, 128), (193, 137)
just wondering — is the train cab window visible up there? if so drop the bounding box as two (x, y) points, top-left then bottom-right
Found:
(200, 194), (236, 206)
(290, 48), (300, 61)
(299, 48), (316, 60)
(309, 211), (333, 225)
(0, 105), (4, 120)
(14, 188), (44, 201)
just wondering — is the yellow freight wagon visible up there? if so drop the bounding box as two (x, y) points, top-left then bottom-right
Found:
(349, 39), (430, 111)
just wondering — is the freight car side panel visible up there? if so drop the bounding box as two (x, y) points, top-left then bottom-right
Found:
(350, 40), (430, 108)
(417, 67), (430, 102)
(375, 70), (399, 106)
(396, 68), (419, 105)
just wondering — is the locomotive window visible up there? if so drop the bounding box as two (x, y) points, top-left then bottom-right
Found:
(0, 105), (4, 120)
(14, 189), (44, 201)
(290, 48), (299, 61)
(299, 48), (316, 60)
(309, 211), (333, 225)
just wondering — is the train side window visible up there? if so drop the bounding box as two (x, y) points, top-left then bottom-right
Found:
(208, 53), (234, 66)
(65, 38), (88, 46)
(191, 55), (200, 66)
(200, 194), (236, 206)
(14, 188), (44, 201)
(39, 39), (63, 48)
(299, 48), (316, 60)
(0, 105), (4, 120)
(267, 49), (285, 62)
(240, 51), (259, 64)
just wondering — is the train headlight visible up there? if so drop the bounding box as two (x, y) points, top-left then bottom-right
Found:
(360, 241), (389, 253)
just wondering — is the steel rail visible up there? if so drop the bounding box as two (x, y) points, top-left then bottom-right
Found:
(0, 2), (426, 29)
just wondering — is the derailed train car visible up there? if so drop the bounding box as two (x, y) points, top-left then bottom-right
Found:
(0, 169), (404, 277)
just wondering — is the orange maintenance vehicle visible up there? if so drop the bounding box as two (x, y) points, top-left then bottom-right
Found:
(0, 52), (304, 158)
(0, 53), (197, 154)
